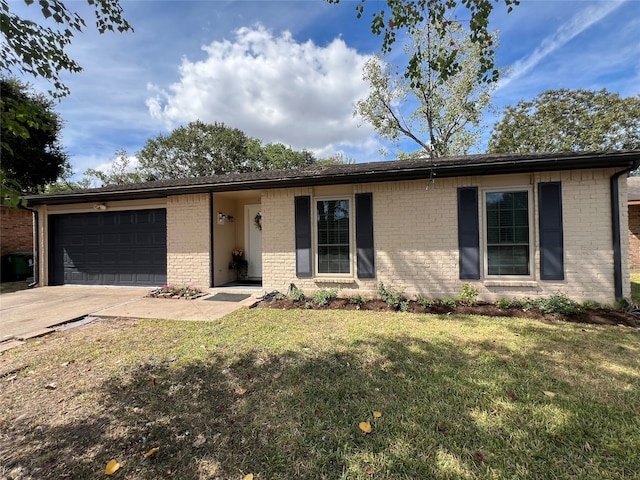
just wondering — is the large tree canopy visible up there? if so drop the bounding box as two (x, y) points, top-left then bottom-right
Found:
(1, 78), (69, 194)
(488, 89), (640, 154)
(84, 121), (318, 186)
(330, 0), (519, 86)
(356, 21), (499, 158)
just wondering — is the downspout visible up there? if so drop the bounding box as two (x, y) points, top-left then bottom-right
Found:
(611, 161), (640, 300)
(22, 204), (39, 288)
(209, 192), (214, 288)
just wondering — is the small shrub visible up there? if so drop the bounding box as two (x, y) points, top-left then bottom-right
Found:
(437, 297), (457, 308)
(349, 295), (368, 306)
(288, 285), (305, 302)
(304, 301), (314, 309)
(496, 298), (532, 310)
(496, 298), (511, 309)
(377, 282), (409, 312)
(416, 294), (434, 308)
(311, 288), (339, 306)
(538, 292), (582, 316)
(274, 292), (286, 301)
(582, 299), (608, 310)
(457, 283), (479, 305)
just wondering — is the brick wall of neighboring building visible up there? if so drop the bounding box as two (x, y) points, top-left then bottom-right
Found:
(262, 167), (628, 305)
(0, 206), (33, 256)
(629, 204), (640, 272)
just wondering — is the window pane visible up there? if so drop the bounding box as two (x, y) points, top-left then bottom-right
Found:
(317, 200), (350, 274)
(486, 191), (529, 275)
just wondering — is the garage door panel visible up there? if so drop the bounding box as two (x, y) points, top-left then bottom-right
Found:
(50, 209), (167, 287)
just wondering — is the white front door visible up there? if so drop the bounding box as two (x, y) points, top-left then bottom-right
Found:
(245, 204), (263, 278)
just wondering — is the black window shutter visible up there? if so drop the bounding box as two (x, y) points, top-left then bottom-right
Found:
(294, 196), (312, 277)
(458, 187), (480, 279)
(355, 192), (375, 278)
(538, 182), (564, 280)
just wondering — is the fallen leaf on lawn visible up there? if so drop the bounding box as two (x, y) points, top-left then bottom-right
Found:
(366, 467), (374, 475)
(475, 451), (485, 462)
(235, 387), (247, 395)
(105, 459), (120, 475)
(584, 442), (592, 451)
(44, 383), (57, 390)
(543, 391), (556, 398)
(144, 447), (159, 458)
(243, 474), (254, 480)
(359, 421), (372, 433)
(507, 391), (517, 400)
(193, 435), (206, 448)
(373, 411), (382, 418)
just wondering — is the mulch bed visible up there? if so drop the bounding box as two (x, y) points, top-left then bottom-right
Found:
(255, 297), (640, 328)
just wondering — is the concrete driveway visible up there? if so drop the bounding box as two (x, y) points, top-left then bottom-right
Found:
(0, 285), (259, 349)
(0, 286), (147, 343)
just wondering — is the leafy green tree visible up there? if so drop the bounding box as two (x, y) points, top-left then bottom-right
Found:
(247, 141), (315, 171)
(356, 21), (499, 157)
(135, 121), (254, 180)
(1, 78), (69, 197)
(488, 89), (640, 153)
(84, 149), (142, 186)
(329, 0), (519, 86)
(1, 0), (133, 99)
(84, 122), (318, 185)
(1, 0), (132, 203)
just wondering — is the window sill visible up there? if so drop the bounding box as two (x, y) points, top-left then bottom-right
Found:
(483, 280), (538, 288)
(314, 277), (356, 284)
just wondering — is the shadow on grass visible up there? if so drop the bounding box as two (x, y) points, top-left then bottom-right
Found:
(2, 328), (639, 479)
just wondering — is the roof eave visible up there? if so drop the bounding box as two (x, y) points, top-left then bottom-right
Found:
(25, 152), (640, 206)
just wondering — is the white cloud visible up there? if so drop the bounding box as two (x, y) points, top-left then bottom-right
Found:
(498, 1), (626, 90)
(146, 24), (375, 152)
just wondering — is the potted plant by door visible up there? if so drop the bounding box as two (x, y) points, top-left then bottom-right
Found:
(229, 248), (248, 280)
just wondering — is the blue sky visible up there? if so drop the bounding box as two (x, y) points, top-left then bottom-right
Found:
(8, 0), (640, 177)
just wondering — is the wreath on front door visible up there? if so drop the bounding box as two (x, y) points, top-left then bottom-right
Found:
(254, 211), (262, 231)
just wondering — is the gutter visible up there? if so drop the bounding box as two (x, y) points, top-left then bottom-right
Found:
(611, 162), (640, 300)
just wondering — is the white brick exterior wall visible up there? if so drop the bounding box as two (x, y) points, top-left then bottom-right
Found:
(166, 193), (210, 288)
(262, 168), (630, 305)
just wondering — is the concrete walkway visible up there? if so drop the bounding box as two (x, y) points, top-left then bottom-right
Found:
(0, 285), (261, 351)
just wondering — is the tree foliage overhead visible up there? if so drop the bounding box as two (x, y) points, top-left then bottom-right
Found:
(329, 0), (519, 86)
(1, 0), (133, 98)
(488, 89), (640, 154)
(356, 21), (499, 158)
(1, 78), (69, 194)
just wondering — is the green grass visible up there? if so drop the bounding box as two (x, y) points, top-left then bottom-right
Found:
(631, 273), (640, 303)
(1, 311), (638, 479)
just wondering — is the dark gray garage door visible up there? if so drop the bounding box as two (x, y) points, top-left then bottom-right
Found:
(49, 209), (167, 286)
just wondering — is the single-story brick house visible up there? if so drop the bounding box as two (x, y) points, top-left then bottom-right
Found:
(628, 176), (640, 272)
(24, 150), (640, 304)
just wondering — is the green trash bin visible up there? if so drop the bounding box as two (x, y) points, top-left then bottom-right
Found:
(1, 252), (34, 282)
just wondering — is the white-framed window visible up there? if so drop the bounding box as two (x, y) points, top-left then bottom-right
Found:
(315, 198), (351, 275)
(483, 188), (533, 277)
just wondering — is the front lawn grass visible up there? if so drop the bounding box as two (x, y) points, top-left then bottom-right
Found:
(1, 311), (638, 479)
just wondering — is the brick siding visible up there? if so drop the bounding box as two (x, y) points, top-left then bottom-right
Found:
(0, 206), (33, 256)
(166, 194), (210, 288)
(262, 168), (628, 305)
